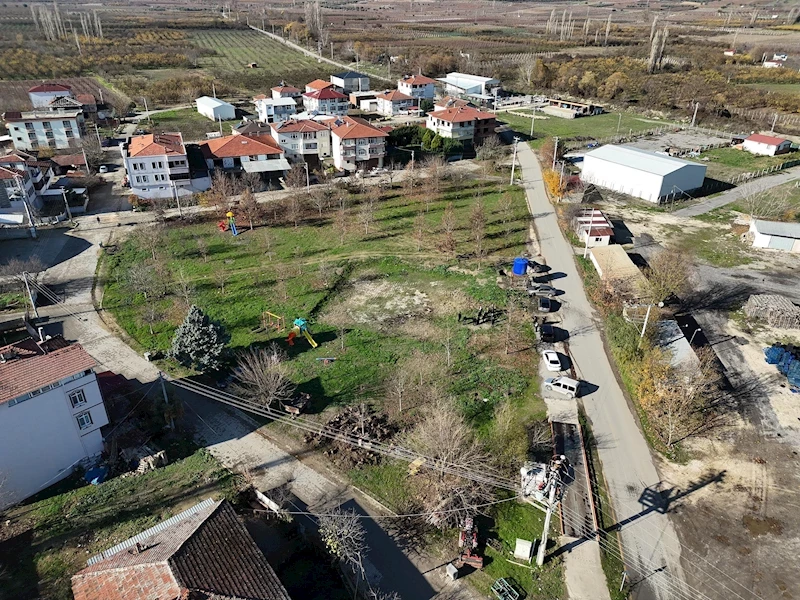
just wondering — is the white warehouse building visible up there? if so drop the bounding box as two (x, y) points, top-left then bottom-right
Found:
(581, 145), (707, 204)
(196, 96), (236, 121)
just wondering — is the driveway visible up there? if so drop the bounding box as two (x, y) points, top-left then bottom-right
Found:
(517, 142), (690, 600)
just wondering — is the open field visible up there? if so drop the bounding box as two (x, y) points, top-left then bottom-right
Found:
(0, 449), (236, 600)
(0, 76), (129, 114)
(144, 107), (226, 142)
(697, 147), (800, 180)
(741, 82), (800, 94)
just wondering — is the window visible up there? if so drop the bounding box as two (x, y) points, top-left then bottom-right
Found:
(141, 175), (149, 183)
(132, 162), (140, 171)
(25, 122), (35, 130)
(135, 175), (142, 183)
(249, 155), (259, 160)
(65, 130), (74, 138)
(43, 122), (52, 130)
(69, 388), (87, 408)
(62, 121), (72, 128)
(594, 237), (602, 242)
(76, 411), (93, 430)
(45, 131), (54, 139)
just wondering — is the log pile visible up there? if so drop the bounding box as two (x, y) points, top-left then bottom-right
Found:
(304, 405), (394, 468)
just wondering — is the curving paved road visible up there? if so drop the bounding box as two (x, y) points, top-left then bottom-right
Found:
(517, 142), (690, 600)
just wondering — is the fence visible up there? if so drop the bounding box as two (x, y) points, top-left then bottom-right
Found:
(726, 106), (800, 128)
(727, 158), (800, 184)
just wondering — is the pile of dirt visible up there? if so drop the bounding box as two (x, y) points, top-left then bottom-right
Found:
(304, 405), (395, 468)
(323, 279), (432, 325)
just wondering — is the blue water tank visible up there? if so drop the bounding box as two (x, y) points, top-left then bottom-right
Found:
(512, 257), (528, 276)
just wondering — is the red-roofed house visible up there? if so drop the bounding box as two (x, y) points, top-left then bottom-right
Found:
(271, 119), (332, 167)
(397, 74), (436, 100)
(426, 106), (497, 144)
(375, 89), (415, 117)
(199, 134), (290, 177)
(742, 133), (793, 157)
(330, 116), (388, 172)
(28, 83), (73, 108)
(272, 83), (302, 102)
(0, 336), (108, 509)
(302, 88), (349, 116)
(305, 79), (334, 93)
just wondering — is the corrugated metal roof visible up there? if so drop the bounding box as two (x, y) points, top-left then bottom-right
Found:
(585, 145), (705, 177)
(753, 219), (800, 239)
(196, 96), (233, 109)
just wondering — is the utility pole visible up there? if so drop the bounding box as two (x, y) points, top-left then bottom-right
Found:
(558, 160), (565, 200)
(22, 272), (39, 318)
(510, 136), (520, 185)
(303, 162), (310, 192)
(771, 113), (778, 134)
(141, 96), (151, 123)
(158, 372), (174, 430)
(61, 187), (74, 224)
(552, 136), (558, 170)
(537, 483), (558, 566)
(330, 41), (334, 59)
(172, 181), (183, 218)
(617, 112), (622, 134)
(218, 114), (223, 136)
(583, 220), (592, 258)
(529, 107), (535, 138)
(94, 123), (102, 145)
(690, 102), (699, 128)
(16, 174), (36, 238)
(410, 149), (415, 188)
(638, 304), (653, 347)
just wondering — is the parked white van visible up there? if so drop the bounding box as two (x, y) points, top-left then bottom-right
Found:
(544, 376), (580, 398)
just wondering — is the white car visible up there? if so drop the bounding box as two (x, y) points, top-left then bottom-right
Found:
(98, 165), (109, 173)
(542, 350), (562, 372)
(544, 376), (580, 399)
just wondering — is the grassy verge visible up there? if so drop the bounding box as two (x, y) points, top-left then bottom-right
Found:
(0, 290), (25, 311)
(698, 147), (798, 181)
(0, 450), (237, 600)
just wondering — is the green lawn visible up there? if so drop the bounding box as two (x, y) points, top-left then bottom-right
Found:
(698, 147), (799, 181)
(0, 450), (236, 600)
(497, 111), (671, 148)
(144, 108), (223, 142)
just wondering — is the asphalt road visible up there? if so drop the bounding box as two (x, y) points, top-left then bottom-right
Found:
(517, 143), (690, 600)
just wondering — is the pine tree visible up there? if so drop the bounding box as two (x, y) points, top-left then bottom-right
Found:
(169, 305), (228, 371)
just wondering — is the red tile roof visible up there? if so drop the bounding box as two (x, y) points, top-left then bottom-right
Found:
(76, 93), (96, 105)
(0, 338), (96, 404)
(253, 94), (268, 101)
(434, 96), (474, 110)
(276, 119), (330, 134)
(745, 133), (789, 146)
(0, 154), (28, 164)
(399, 74), (436, 85)
(28, 83), (72, 93)
(199, 134), (283, 159)
(272, 85), (301, 93)
(377, 89), (413, 102)
(0, 166), (26, 180)
(51, 153), (87, 167)
(428, 106), (496, 123)
(303, 88), (348, 101)
(128, 133), (185, 157)
(306, 79), (334, 91)
(331, 116), (389, 140)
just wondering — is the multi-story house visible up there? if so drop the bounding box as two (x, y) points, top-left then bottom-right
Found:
(270, 119), (332, 168)
(199, 134), (289, 180)
(433, 96), (475, 112)
(121, 133), (210, 200)
(254, 96), (297, 124)
(425, 106), (497, 144)
(330, 71), (370, 93)
(330, 116), (388, 172)
(4, 109), (85, 151)
(375, 90), (416, 116)
(0, 336), (108, 509)
(305, 79), (334, 93)
(302, 88), (349, 116)
(28, 83), (73, 108)
(397, 74), (436, 101)
(271, 83), (302, 102)
(0, 152), (54, 197)
(0, 165), (37, 215)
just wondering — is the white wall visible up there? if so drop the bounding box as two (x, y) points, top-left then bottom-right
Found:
(197, 101), (235, 121)
(659, 164), (706, 198)
(581, 156), (665, 203)
(0, 372), (108, 509)
(8, 116), (83, 151)
(742, 139), (790, 157)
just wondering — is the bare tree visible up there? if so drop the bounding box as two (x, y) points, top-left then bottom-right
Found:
(212, 267), (228, 295)
(239, 187), (261, 231)
(133, 225), (163, 261)
(273, 263), (291, 301)
(127, 262), (159, 300)
(310, 183), (334, 217)
(423, 155), (447, 194)
(439, 201), (456, 255)
(318, 508), (368, 581)
(388, 369), (409, 413)
(334, 203), (349, 246)
(639, 247), (694, 304)
(412, 211), (426, 252)
(173, 269), (195, 308)
(285, 194), (304, 228)
(195, 236), (209, 263)
(231, 344), (296, 408)
(141, 304), (164, 335)
(497, 191), (515, 241)
(284, 163), (307, 189)
(242, 170), (264, 193)
(470, 199), (487, 265)
(738, 180), (791, 219)
(358, 198), (375, 235)
(81, 135), (104, 173)
(210, 169), (235, 208)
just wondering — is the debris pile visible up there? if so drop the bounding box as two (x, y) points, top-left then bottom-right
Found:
(304, 405), (394, 467)
(745, 294), (800, 329)
(764, 344), (800, 392)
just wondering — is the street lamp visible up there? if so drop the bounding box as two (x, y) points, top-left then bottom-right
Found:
(689, 327), (702, 345)
(60, 187), (74, 224)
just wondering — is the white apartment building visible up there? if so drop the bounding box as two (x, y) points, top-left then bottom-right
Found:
(330, 71), (370, 93)
(397, 74), (436, 100)
(0, 151), (54, 212)
(254, 96), (297, 124)
(330, 116), (388, 172)
(302, 88), (349, 116)
(4, 109), (85, 151)
(374, 90), (415, 116)
(122, 133), (210, 200)
(0, 336), (108, 509)
(271, 119), (332, 166)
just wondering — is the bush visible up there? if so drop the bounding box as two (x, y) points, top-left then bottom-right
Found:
(442, 138), (463, 155)
(389, 124), (425, 147)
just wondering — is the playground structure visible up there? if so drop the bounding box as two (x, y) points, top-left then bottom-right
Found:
(251, 311), (286, 335)
(218, 211), (239, 235)
(287, 317), (318, 348)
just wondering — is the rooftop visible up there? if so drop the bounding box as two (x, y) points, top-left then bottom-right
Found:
(306, 79), (334, 91)
(745, 133), (789, 146)
(438, 72), (500, 89)
(589, 245), (647, 289)
(256, 96), (298, 107)
(331, 116), (389, 140)
(0, 165), (26, 180)
(333, 71), (367, 79)
(752, 219), (800, 239)
(275, 119), (330, 134)
(427, 106), (496, 123)
(0, 337), (96, 404)
(585, 145), (706, 177)
(196, 96), (234, 108)
(3, 109), (82, 121)
(29, 83), (72, 93)
(200, 134), (283, 158)
(399, 74), (436, 85)
(128, 133), (186, 158)
(73, 499), (291, 600)
(377, 89), (413, 102)
(51, 153), (87, 167)
(435, 96), (474, 110)
(303, 88), (348, 101)
(272, 84), (301, 93)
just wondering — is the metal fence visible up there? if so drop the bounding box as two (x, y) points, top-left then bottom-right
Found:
(727, 158), (800, 184)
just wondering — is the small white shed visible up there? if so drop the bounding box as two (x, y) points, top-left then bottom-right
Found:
(749, 219), (800, 253)
(196, 96), (236, 121)
(742, 134), (792, 157)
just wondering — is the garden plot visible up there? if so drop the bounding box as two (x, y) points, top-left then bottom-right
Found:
(327, 279), (433, 325)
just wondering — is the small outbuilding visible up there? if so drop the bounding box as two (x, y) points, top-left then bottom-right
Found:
(573, 207), (614, 247)
(196, 96), (236, 121)
(748, 219), (800, 253)
(581, 145), (707, 204)
(589, 246), (647, 296)
(742, 134), (792, 157)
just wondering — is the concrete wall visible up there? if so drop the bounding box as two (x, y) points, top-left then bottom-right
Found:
(0, 372), (108, 508)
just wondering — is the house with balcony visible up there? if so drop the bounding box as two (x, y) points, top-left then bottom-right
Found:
(199, 134), (290, 182)
(397, 74), (436, 101)
(272, 83), (302, 102)
(0, 336), (108, 509)
(331, 71), (370, 93)
(4, 109), (85, 152)
(302, 88), (349, 116)
(425, 106), (497, 144)
(254, 95), (297, 124)
(271, 119), (332, 169)
(121, 133), (210, 200)
(375, 90), (416, 116)
(330, 116), (388, 172)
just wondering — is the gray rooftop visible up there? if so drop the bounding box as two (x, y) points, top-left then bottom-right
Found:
(752, 219), (800, 239)
(586, 144), (706, 176)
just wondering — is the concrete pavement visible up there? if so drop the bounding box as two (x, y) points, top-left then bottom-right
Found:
(673, 167), (799, 217)
(517, 142), (689, 600)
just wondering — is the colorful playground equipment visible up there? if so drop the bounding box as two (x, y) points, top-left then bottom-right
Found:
(287, 317), (318, 348)
(218, 211), (238, 235)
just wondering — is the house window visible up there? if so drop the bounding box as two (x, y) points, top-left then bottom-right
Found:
(69, 388), (87, 408)
(45, 131), (54, 139)
(62, 121), (72, 128)
(25, 122), (35, 130)
(132, 163), (140, 171)
(249, 155), (259, 160)
(141, 175), (149, 183)
(66, 130), (74, 138)
(76, 411), (93, 430)
(135, 176), (142, 183)
(594, 237), (602, 242)
(43, 122), (52, 130)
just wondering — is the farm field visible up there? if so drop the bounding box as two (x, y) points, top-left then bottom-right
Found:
(741, 82), (800, 94)
(188, 29), (337, 94)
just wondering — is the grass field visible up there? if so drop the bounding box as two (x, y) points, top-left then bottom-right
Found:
(698, 147), (799, 181)
(144, 107), (225, 142)
(498, 111), (672, 148)
(741, 82), (800, 94)
(0, 450), (236, 600)
(189, 29), (337, 93)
